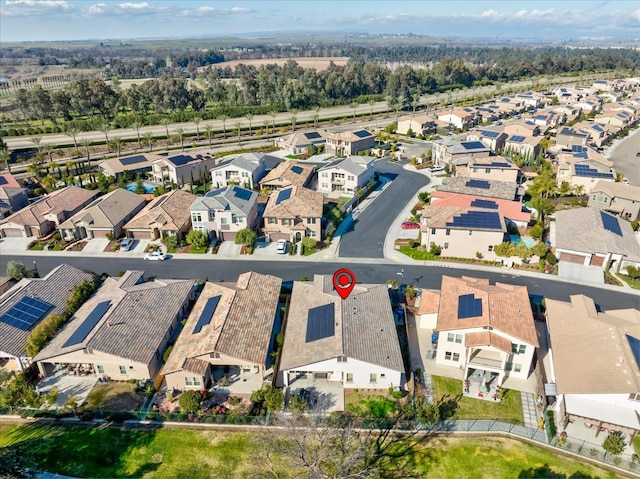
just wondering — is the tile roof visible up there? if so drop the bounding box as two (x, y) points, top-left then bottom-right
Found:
(0, 264), (95, 357)
(124, 189), (196, 232)
(437, 177), (518, 200)
(100, 153), (157, 175)
(212, 152), (277, 173)
(279, 130), (327, 147)
(430, 192), (531, 223)
(58, 188), (145, 230)
(0, 173), (22, 188)
(436, 276), (538, 347)
(327, 129), (374, 142)
(465, 331), (512, 354)
(260, 160), (315, 189)
(279, 275), (404, 373)
(546, 295), (640, 394)
(262, 185), (323, 219)
(190, 185), (257, 217)
(421, 205), (506, 232)
(162, 272), (282, 375)
(34, 273), (194, 365)
(415, 289), (440, 315)
(590, 180), (640, 202)
(317, 155), (374, 177)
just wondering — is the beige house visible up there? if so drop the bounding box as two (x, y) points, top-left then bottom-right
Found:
(420, 205), (507, 260)
(259, 160), (315, 192)
(396, 115), (438, 136)
(436, 177), (520, 201)
(465, 129), (508, 154)
(123, 189), (196, 240)
(433, 276), (539, 391)
(58, 188), (146, 241)
(431, 138), (491, 167)
(275, 130), (327, 155)
(210, 153), (272, 189)
(555, 127), (588, 151)
(0, 264), (95, 371)
(545, 295), (640, 437)
(99, 153), (155, 179)
(0, 173), (29, 219)
(262, 186), (323, 242)
(189, 185), (258, 241)
(503, 134), (541, 161)
(325, 129), (375, 156)
(0, 186), (99, 238)
(437, 109), (476, 130)
(151, 152), (216, 186)
(457, 157), (521, 184)
(162, 272), (282, 392)
(556, 160), (615, 195)
(34, 271), (194, 381)
(589, 181), (640, 221)
(316, 156), (375, 196)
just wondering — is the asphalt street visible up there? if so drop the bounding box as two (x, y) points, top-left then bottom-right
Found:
(338, 158), (429, 258)
(3, 254), (638, 311)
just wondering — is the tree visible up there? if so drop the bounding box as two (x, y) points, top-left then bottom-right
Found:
(602, 430), (626, 456)
(626, 265), (640, 280)
(193, 116), (201, 140)
(30, 136), (42, 154)
(179, 390), (201, 413)
(173, 127), (186, 151)
(204, 124), (213, 148)
(235, 228), (256, 248)
(269, 110), (277, 134)
(0, 444), (35, 479)
(245, 113), (254, 136)
(416, 397), (440, 425)
(531, 241), (549, 259)
(289, 110), (298, 131)
(130, 120), (143, 149)
(6, 260), (35, 281)
(234, 121), (243, 145)
(351, 102), (358, 123)
(110, 137), (124, 157)
(80, 137), (92, 162)
(65, 127), (79, 150)
(99, 122), (111, 150)
(0, 148), (12, 173)
(529, 223), (544, 240)
(186, 230), (208, 249)
(218, 114), (228, 139)
(160, 118), (171, 142)
(368, 99), (375, 121)
(301, 236), (316, 253)
(142, 132), (154, 152)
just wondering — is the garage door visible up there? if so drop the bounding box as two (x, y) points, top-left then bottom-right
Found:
(1, 228), (24, 237)
(559, 252), (585, 264)
(92, 230), (109, 238)
(128, 230), (153, 240)
(221, 231), (236, 241)
(268, 232), (290, 242)
(590, 256), (605, 267)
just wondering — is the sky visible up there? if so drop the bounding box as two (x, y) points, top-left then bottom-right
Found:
(0, 0), (639, 43)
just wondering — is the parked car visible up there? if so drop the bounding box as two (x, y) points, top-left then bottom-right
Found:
(401, 221), (420, 230)
(623, 177), (630, 185)
(276, 239), (288, 254)
(144, 251), (167, 261)
(429, 165), (445, 173)
(120, 238), (134, 251)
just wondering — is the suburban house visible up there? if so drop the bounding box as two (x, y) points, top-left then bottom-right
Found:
(275, 130), (327, 155)
(57, 188), (146, 241)
(514, 91), (542, 109)
(430, 192), (531, 229)
(502, 133), (541, 161)
(502, 122), (541, 139)
(475, 106), (501, 123)
(0, 277), (15, 296)
(555, 127), (589, 151)
(436, 177), (520, 201)
(277, 275), (405, 392)
(99, 153), (155, 179)
(325, 129), (375, 156)
(545, 294), (640, 438)
(123, 189), (196, 240)
(588, 181), (640, 221)
(316, 156), (375, 196)
(554, 207), (640, 274)
(396, 115), (438, 136)
(161, 272), (283, 392)
(189, 185), (258, 241)
(34, 271), (194, 381)
(259, 160), (315, 192)
(437, 109), (477, 130)
(420, 205), (507, 259)
(431, 138), (491, 168)
(262, 186), (323, 242)
(465, 129), (508, 154)
(0, 264), (95, 371)
(433, 276), (539, 390)
(455, 157), (521, 184)
(151, 152), (216, 186)
(210, 153), (275, 189)
(0, 186), (99, 238)
(0, 173), (29, 219)
(556, 159), (615, 194)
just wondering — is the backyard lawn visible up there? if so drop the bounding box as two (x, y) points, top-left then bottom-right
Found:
(431, 376), (524, 425)
(84, 381), (146, 411)
(344, 390), (403, 418)
(0, 425), (621, 479)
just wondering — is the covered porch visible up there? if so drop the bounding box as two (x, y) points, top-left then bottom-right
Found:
(285, 373), (345, 413)
(210, 365), (267, 396)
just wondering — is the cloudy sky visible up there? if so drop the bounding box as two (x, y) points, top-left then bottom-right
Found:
(1, 0), (638, 42)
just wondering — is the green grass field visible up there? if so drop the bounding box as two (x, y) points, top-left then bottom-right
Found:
(0, 425), (622, 479)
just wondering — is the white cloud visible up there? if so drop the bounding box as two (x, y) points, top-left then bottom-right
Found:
(480, 9), (499, 18)
(84, 1), (167, 17)
(1, 0), (72, 16)
(117, 2), (150, 10)
(179, 5), (251, 17)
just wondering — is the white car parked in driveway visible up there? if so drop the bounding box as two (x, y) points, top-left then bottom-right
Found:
(144, 251), (167, 261)
(276, 239), (288, 254)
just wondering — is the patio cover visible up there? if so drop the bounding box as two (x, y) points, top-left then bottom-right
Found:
(565, 395), (640, 429)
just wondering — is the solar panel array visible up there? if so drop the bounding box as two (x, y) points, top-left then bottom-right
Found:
(457, 294), (483, 319)
(193, 295), (221, 334)
(233, 187), (252, 201)
(63, 301), (112, 347)
(574, 164), (613, 178)
(0, 177), (7, 186)
(446, 210), (502, 229)
(573, 152), (588, 160)
(475, 162), (510, 168)
(120, 155), (148, 166)
(592, 124), (603, 132)
(276, 188), (292, 205)
(353, 130), (371, 138)
(169, 154), (194, 166)
(571, 145), (587, 153)
(0, 297), (53, 331)
(461, 141), (486, 150)
(480, 130), (500, 138)
(470, 199), (499, 209)
(626, 334), (640, 368)
(600, 211), (622, 236)
(291, 165), (304, 175)
(206, 188), (227, 198)
(305, 303), (335, 343)
(304, 132), (321, 140)
(510, 135), (526, 143)
(465, 179), (490, 190)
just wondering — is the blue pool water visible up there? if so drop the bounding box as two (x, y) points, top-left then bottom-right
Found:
(509, 234), (534, 248)
(126, 182), (156, 194)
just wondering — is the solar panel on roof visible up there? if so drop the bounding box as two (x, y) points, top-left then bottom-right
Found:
(304, 132), (321, 140)
(461, 141), (486, 150)
(592, 125), (603, 132)
(457, 294), (483, 319)
(119, 155), (148, 166)
(626, 334), (640, 368)
(353, 130), (371, 138)
(510, 135), (526, 143)
(206, 188), (227, 197)
(305, 303), (335, 343)
(574, 164), (612, 178)
(600, 211), (622, 236)
(0, 296), (53, 331)
(465, 179), (490, 189)
(192, 295), (221, 334)
(571, 145), (586, 153)
(233, 187), (252, 201)
(169, 154), (194, 166)
(275, 188), (292, 205)
(470, 199), (499, 209)
(63, 301), (111, 347)
(573, 152), (589, 160)
(291, 165), (304, 175)
(446, 210), (502, 230)
(480, 130), (500, 138)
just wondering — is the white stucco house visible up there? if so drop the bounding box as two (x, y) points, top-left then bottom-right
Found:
(316, 155), (375, 196)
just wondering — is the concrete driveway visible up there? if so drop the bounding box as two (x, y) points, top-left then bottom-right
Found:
(558, 262), (604, 285)
(82, 238), (110, 253)
(253, 239), (286, 257)
(217, 241), (242, 257)
(0, 236), (35, 254)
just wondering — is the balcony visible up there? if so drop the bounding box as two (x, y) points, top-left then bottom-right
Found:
(467, 350), (503, 369)
(331, 177), (345, 185)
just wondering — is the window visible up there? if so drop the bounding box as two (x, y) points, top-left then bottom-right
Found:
(119, 366), (126, 375)
(444, 352), (460, 362)
(282, 218), (291, 226)
(447, 333), (462, 343)
(337, 356), (347, 363)
(485, 168), (491, 174)
(347, 175), (355, 181)
(193, 377), (201, 386)
(322, 172), (328, 178)
(444, 242), (449, 249)
(488, 245), (493, 252)
(445, 228), (451, 236)
(512, 344), (526, 354)
(241, 171), (248, 177)
(321, 183), (328, 188)
(346, 373), (353, 383)
(208, 211), (215, 221)
(369, 373), (377, 383)
(629, 393), (640, 402)
(447, 333), (455, 342)
(268, 217), (277, 224)
(97, 365), (104, 374)
(513, 363), (522, 373)
(192, 213), (202, 222)
(306, 217), (316, 224)
(185, 377), (193, 386)
(308, 230), (316, 237)
(221, 217), (228, 225)
(380, 373), (386, 378)
(215, 171), (222, 176)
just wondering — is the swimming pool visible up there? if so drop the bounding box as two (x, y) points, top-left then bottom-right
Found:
(126, 181), (157, 194)
(509, 234), (534, 248)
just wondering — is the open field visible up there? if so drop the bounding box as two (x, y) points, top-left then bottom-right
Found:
(208, 56), (350, 70)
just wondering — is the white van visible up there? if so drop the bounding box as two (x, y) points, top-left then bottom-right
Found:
(429, 165), (445, 173)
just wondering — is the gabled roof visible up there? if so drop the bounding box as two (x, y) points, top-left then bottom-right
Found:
(124, 189), (196, 231)
(317, 155), (374, 177)
(212, 152), (273, 173)
(279, 275), (404, 372)
(100, 153), (157, 175)
(327, 129), (374, 142)
(546, 294), (640, 394)
(436, 276), (538, 347)
(58, 188), (145, 230)
(162, 272), (282, 375)
(430, 192), (530, 223)
(34, 272), (194, 365)
(437, 177), (518, 201)
(590, 180), (640, 202)
(0, 173), (22, 189)
(421, 205), (506, 232)
(263, 185), (323, 219)
(0, 264), (95, 357)
(279, 130), (327, 147)
(189, 185), (257, 217)
(154, 152), (215, 169)
(260, 160), (315, 188)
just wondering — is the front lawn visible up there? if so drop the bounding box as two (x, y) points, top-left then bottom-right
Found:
(431, 376), (523, 425)
(398, 245), (438, 261)
(188, 246), (207, 254)
(619, 274), (640, 290)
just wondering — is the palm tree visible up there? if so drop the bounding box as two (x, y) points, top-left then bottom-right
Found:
(218, 114), (228, 139)
(110, 137), (124, 157)
(262, 119), (270, 136)
(350, 102), (358, 123)
(99, 122), (111, 151)
(234, 121), (242, 145)
(42, 143), (55, 163)
(30, 136), (42, 154)
(193, 116), (201, 140)
(385, 95), (394, 119)
(411, 98), (421, 117)
(130, 120), (143, 149)
(0, 148), (11, 173)
(289, 109), (298, 132)
(80, 137), (92, 162)
(269, 110), (278, 133)
(245, 113), (254, 136)
(65, 160), (75, 176)
(160, 118), (171, 142)
(173, 127), (186, 152)
(143, 132), (154, 152)
(65, 127), (79, 150)
(367, 99), (375, 121)
(312, 112), (320, 130)
(203, 125), (213, 148)
(27, 161), (42, 179)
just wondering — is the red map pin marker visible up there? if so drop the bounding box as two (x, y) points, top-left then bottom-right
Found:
(333, 268), (356, 300)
